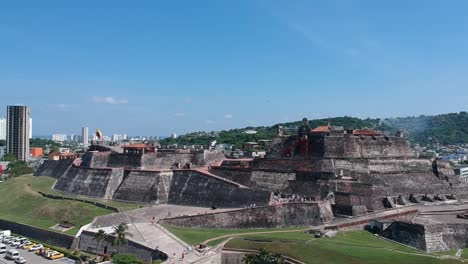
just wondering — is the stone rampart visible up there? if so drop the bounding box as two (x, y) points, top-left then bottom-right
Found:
(34, 159), (73, 178)
(167, 170), (271, 208)
(54, 166), (123, 198)
(159, 202), (333, 228)
(382, 222), (468, 252)
(112, 170), (163, 203)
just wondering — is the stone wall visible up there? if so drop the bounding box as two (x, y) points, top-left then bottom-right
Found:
(79, 230), (164, 264)
(34, 159), (73, 178)
(81, 149), (225, 170)
(112, 170), (163, 203)
(0, 219), (75, 249)
(54, 166), (123, 198)
(209, 167), (252, 186)
(381, 222), (427, 250)
(159, 202), (333, 228)
(167, 170), (271, 208)
(382, 222), (468, 252)
(267, 134), (414, 159)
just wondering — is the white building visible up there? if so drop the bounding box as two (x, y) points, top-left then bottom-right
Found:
(82, 127), (89, 147)
(52, 134), (67, 142)
(29, 117), (32, 139)
(0, 118), (6, 140)
(455, 167), (468, 182)
(171, 133), (177, 139)
(112, 134), (124, 142)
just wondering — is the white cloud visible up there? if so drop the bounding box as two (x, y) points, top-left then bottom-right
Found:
(205, 119), (215, 124)
(224, 114), (233, 119)
(175, 113), (185, 117)
(92, 96), (128, 105)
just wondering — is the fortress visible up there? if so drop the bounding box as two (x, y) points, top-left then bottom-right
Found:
(34, 121), (468, 259)
(36, 121), (468, 220)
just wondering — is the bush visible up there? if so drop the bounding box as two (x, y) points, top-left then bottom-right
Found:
(112, 253), (144, 264)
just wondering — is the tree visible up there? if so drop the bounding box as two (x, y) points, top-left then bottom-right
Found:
(242, 248), (284, 264)
(94, 229), (108, 258)
(6, 160), (33, 177)
(112, 253), (143, 264)
(3, 154), (17, 162)
(112, 223), (130, 253)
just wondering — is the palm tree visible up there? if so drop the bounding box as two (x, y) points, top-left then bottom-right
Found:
(93, 229), (107, 258)
(112, 223), (130, 253)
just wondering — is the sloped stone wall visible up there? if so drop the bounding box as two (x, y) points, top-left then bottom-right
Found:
(159, 202), (333, 228)
(168, 170), (271, 208)
(54, 166), (123, 198)
(34, 159), (73, 178)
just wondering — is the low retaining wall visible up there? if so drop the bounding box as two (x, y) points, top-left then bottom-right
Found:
(79, 230), (165, 264)
(0, 219), (75, 248)
(38, 191), (120, 212)
(325, 208), (418, 231)
(159, 202), (333, 228)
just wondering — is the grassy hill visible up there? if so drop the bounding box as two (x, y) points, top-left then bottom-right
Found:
(164, 226), (461, 264)
(160, 112), (468, 148)
(0, 175), (114, 235)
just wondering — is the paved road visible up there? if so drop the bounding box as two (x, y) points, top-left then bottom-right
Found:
(0, 243), (74, 264)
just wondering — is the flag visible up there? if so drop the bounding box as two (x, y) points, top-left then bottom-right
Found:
(96, 128), (103, 140)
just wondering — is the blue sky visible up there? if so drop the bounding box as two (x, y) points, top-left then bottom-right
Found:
(1, 1), (467, 136)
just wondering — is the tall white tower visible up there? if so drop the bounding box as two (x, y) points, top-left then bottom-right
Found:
(0, 118), (6, 140)
(82, 127), (89, 147)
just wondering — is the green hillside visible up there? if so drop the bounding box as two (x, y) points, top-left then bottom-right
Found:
(160, 112), (468, 148)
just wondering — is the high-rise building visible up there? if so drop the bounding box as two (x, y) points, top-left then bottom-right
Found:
(6, 105), (31, 161)
(29, 118), (32, 139)
(82, 127), (89, 147)
(0, 118), (6, 140)
(52, 134), (67, 142)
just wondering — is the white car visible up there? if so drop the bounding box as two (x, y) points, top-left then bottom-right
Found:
(11, 240), (21, 247)
(29, 244), (43, 251)
(14, 257), (27, 264)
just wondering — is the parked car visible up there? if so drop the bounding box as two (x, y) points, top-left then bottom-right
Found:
(14, 257), (27, 264)
(21, 243), (35, 250)
(47, 251), (64, 260)
(11, 240), (22, 247)
(29, 244), (42, 252)
(0, 243), (6, 253)
(35, 247), (50, 255)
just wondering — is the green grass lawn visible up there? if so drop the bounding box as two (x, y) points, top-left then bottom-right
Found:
(163, 225), (309, 246)
(0, 175), (117, 235)
(225, 231), (461, 264)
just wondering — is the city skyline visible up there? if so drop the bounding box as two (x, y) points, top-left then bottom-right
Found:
(1, 1), (468, 135)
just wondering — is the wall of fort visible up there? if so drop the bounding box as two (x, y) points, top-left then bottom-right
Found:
(79, 230), (164, 264)
(167, 170), (271, 208)
(80, 149), (225, 170)
(112, 170), (171, 203)
(382, 222), (468, 252)
(159, 202), (333, 228)
(54, 166), (123, 198)
(34, 159), (73, 178)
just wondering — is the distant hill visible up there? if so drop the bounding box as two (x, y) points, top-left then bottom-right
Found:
(160, 112), (468, 148)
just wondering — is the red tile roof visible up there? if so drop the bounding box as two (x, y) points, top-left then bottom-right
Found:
(311, 126), (331, 133)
